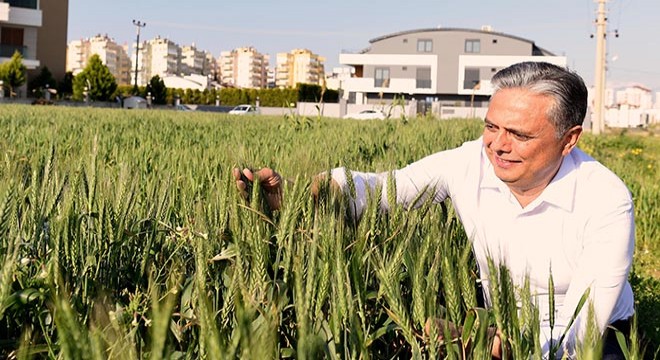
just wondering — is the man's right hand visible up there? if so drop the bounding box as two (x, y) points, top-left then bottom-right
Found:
(233, 167), (283, 211)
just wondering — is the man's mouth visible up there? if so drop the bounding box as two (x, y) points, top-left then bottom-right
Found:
(494, 155), (521, 168)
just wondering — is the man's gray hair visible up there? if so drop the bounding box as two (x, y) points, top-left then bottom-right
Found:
(491, 62), (588, 137)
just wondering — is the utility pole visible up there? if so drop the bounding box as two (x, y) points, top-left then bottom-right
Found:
(592, 0), (607, 135)
(132, 19), (146, 94)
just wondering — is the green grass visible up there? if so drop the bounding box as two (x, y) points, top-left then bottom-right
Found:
(0, 104), (658, 358)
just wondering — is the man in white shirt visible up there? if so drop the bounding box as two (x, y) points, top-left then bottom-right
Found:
(234, 61), (634, 359)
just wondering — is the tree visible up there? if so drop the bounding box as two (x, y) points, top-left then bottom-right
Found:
(58, 71), (74, 99)
(0, 51), (27, 97)
(72, 54), (117, 101)
(147, 75), (167, 105)
(28, 66), (57, 98)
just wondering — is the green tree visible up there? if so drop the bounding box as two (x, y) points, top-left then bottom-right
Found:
(0, 51), (27, 97)
(58, 71), (74, 99)
(28, 66), (57, 98)
(72, 54), (117, 101)
(147, 75), (167, 105)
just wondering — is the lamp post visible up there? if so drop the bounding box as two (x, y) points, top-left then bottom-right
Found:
(132, 19), (146, 94)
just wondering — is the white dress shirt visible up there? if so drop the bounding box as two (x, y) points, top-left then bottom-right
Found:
(330, 137), (635, 357)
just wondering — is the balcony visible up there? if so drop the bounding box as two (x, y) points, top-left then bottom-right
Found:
(0, 44), (26, 57)
(1, 2), (42, 26)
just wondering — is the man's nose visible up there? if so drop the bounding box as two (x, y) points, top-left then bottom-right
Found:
(490, 130), (511, 152)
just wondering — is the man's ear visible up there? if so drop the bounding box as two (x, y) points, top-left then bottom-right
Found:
(562, 125), (583, 156)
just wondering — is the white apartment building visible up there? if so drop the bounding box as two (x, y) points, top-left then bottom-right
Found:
(66, 34), (132, 85)
(275, 48), (325, 88)
(615, 85), (653, 109)
(181, 44), (213, 76)
(219, 46), (269, 88)
(134, 36), (180, 86)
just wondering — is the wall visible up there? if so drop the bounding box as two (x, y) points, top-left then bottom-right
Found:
(35, 0), (68, 81)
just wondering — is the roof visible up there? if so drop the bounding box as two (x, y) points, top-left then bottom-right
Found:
(367, 27), (555, 56)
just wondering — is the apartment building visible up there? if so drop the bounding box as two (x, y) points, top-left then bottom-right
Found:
(339, 27), (565, 105)
(615, 85), (653, 109)
(181, 44), (213, 76)
(134, 36), (181, 86)
(67, 34), (132, 85)
(219, 46), (269, 88)
(275, 48), (325, 88)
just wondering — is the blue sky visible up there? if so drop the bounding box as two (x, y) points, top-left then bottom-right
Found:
(68, 0), (660, 91)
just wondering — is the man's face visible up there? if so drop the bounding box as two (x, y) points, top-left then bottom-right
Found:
(483, 88), (580, 198)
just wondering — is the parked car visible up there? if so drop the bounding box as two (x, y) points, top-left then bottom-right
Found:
(342, 109), (386, 120)
(229, 104), (258, 115)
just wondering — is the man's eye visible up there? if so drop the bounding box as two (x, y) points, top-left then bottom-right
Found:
(512, 133), (531, 141)
(485, 123), (496, 131)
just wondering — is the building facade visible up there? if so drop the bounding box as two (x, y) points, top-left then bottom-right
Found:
(219, 46), (269, 88)
(67, 34), (132, 85)
(134, 36), (181, 86)
(35, 0), (68, 81)
(181, 44), (213, 76)
(0, 0), (41, 71)
(339, 27), (566, 105)
(275, 48), (325, 88)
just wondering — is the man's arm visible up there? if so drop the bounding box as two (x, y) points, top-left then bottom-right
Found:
(546, 191), (634, 356)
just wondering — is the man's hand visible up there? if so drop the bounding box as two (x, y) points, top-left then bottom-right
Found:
(425, 317), (502, 358)
(233, 167), (283, 211)
(424, 318), (461, 342)
(310, 173), (341, 204)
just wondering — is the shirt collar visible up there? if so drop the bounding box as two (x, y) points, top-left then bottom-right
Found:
(480, 148), (578, 212)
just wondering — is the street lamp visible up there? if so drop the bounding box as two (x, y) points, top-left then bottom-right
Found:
(132, 19), (146, 94)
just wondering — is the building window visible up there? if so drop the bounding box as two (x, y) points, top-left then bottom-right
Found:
(402, 66), (407, 71)
(416, 67), (431, 89)
(417, 39), (432, 52)
(465, 39), (481, 53)
(374, 67), (390, 87)
(492, 39), (498, 44)
(403, 38), (408, 43)
(464, 68), (480, 90)
(6, 0), (38, 9)
(0, 27), (25, 57)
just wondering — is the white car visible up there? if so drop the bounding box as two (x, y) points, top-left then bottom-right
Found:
(342, 109), (386, 120)
(229, 104), (258, 115)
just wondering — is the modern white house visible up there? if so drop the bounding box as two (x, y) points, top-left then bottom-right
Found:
(338, 27), (566, 107)
(0, 0), (42, 71)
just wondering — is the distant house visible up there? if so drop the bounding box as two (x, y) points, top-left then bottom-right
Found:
(339, 27), (566, 106)
(1, 0), (69, 96)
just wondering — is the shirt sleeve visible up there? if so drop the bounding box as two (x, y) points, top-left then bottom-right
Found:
(540, 187), (635, 358)
(329, 143), (474, 218)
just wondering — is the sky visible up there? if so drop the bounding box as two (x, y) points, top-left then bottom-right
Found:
(68, 0), (660, 92)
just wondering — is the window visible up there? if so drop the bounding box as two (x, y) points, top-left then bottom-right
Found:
(7, 0), (38, 9)
(374, 67), (390, 87)
(465, 39), (481, 53)
(417, 39), (433, 52)
(1, 27), (25, 57)
(402, 66), (407, 71)
(464, 68), (480, 90)
(416, 67), (431, 89)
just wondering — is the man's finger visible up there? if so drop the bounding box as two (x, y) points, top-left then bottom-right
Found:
(242, 168), (254, 182)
